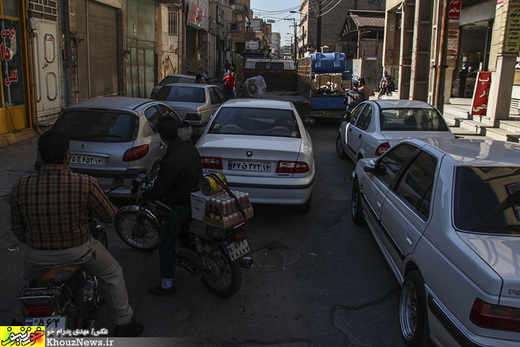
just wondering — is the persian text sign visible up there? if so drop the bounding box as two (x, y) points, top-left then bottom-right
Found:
(504, 0), (520, 54)
(0, 326), (45, 346)
(449, 0), (461, 22)
(471, 71), (491, 116)
(188, 3), (204, 29)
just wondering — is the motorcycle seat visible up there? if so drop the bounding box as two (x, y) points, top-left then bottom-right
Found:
(30, 265), (84, 288)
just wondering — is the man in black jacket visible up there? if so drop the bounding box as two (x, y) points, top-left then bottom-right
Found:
(137, 116), (202, 296)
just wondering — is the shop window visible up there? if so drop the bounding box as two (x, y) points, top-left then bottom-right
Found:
(4, 0), (19, 17)
(1, 20), (24, 107)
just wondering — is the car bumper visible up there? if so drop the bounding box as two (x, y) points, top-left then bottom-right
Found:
(68, 167), (144, 198)
(223, 174), (314, 205)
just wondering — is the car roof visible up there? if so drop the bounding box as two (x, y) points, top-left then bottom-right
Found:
(221, 98), (295, 110)
(407, 138), (520, 166)
(371, 100), (436, 110)
(162, 74), (196, 79)
(162, 83), (217, 89)
(66, 96), (154, 111)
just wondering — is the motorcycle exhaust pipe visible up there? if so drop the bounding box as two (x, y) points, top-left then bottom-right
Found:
(239, 257), (254, 269)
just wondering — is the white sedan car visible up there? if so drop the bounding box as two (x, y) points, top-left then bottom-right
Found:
(196, 99), (315, 213)
(352, 138), (520, 346)
(336, 100), (455, 161)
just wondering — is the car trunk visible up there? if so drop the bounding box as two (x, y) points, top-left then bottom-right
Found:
(198, 135), (303, 178)
(381, 131), (456, 147)
(459, 233), (520, 300)
(68, 140), (132, 172)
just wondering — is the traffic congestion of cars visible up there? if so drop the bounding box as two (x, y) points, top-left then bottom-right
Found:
(38, 75), (520, 345)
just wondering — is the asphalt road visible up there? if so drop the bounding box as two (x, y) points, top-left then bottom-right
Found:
(0, 120), (405, 346)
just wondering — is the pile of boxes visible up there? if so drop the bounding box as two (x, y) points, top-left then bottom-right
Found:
(191, 190), (253, 228)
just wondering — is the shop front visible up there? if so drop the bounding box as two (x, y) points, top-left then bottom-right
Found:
(0, 0), (34, 146)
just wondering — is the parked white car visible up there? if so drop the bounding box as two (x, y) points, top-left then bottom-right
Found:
(196, 99), (315, 213)
(352, 138), (520, 346)
(336, 100), (455, 162)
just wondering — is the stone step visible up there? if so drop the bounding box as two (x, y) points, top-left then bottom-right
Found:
(443, 113), (469, 126)
(443, 106), (470, 119)
(485, 127), (513, 142)
(499, 120), (520, 133)
(459, 119), (494, 135)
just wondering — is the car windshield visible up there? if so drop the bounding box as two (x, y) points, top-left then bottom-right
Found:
(208, 107), (301, 138)
(380, 108), (449, 131)
(453, 166), (520, 235)
(159, 76), (194, 86)
(54, 111), (138, 142)
(152, 86), (205, 103)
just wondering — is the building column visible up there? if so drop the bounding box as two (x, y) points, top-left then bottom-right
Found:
(486, 0), (520, 125)
(398, 0), (415, 99)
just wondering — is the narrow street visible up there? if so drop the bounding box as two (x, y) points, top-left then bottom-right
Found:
(0, 120), (404, 345)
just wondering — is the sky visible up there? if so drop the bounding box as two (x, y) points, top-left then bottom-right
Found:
(250, 0), (301, 46)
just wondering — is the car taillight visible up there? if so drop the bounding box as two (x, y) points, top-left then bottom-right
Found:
(24, 299), (54, 318)
(123, 144), (150, 162)
(185, 113), (200, 121)
(470, 298), (520, 332)
(276, 161), (310, 173)
(375, 142), (390, 156)
(202, 157), (223, 170)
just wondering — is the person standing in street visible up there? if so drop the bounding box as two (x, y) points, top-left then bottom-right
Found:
(223, 67), (235, 99)
(358, 78), (371, 100)
(10, 129), (143, 337)
(137, 116), (203, 297)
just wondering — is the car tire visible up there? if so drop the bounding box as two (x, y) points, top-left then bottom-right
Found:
(399, 270), (430, 347)
(351, 179), (366, 225)
(336, 134), (348, 159)
(296, 194), (312, 214)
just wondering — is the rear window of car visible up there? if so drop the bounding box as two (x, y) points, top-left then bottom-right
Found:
(453, 166), (520, 234)
(152, 86), (205, 103)
(159, 76), (195, 86)
(380, 108), (449, 131)
(208, 107), (301, 138)
(54, 111), (138, 142)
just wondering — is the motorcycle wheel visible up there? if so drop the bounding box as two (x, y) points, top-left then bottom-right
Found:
(200, 244), (242, 298)
(114, 211), (160, 251)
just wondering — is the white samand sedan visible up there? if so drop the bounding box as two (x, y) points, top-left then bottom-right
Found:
(352, 138), (520, 346)
(336, 100), (455, 162)
(196, 99), (315, 213)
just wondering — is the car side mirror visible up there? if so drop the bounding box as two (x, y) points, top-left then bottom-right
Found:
(343, 111), (351, 123)
(363, 160), (376, 173)
(181, 120), (191, 128)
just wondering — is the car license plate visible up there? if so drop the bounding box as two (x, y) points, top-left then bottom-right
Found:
(226, 239), (250, 261)
(70, 154), (103, 166)
(228, 160), (270, 172)
(26, 316), (66, 335)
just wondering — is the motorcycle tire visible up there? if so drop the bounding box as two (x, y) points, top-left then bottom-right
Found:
(200, 244), (242, 298)
(114, 210), (160, 251)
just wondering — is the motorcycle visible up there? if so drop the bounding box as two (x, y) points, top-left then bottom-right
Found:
(114, 172), (253, 298)
(16, 177), (124, 332)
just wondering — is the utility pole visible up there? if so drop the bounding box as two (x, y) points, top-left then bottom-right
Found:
(317, 0), (322, 53)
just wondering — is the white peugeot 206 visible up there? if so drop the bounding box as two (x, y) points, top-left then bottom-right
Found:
(196, 99), (315, 213)
(352, 138), (520, 346)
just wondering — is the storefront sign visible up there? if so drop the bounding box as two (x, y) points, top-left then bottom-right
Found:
(246, 40), (259, 50)
(503, 0), (520, 54)
(187, 3), (204, 29)
(449, 0), (461, 22)
(447, 29), (459, 57)
(471, 71), (491, 116)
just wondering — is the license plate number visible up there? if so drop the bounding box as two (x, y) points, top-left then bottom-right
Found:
(26, 316), (66, 336)
(228, 160), (270, 172)
(70, 154), (103, 166)
(226, 239), (250, 261)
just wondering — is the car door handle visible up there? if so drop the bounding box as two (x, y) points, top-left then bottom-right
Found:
(406, 233), (414, 245)
(358, 134), (362, 139)
(159, 143), (164, 149)
(349, 128), (352, 132)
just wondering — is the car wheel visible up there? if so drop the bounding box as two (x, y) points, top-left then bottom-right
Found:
(399, 270), (430, 347)
(336, 134), (348, 159)
(351, 179), (366, 225)
(295, 194), (312, 214)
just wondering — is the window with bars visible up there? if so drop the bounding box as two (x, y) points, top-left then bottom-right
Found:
(168, 9), (179, 36)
